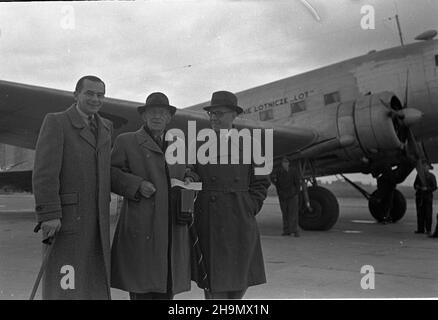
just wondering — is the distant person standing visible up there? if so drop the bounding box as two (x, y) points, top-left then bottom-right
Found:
(376, 165), (397, 224)
(271, 157), (301, 237)
(414, 163), (437, 235)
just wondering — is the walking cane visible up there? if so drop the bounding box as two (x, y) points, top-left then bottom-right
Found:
(29, 222), (56, 300)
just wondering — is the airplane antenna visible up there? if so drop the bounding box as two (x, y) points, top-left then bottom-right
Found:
(395, 14), (405, 47)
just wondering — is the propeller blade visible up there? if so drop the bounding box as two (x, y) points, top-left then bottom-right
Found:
(403, 69), (409, 108)
(406, 129), (427, 187)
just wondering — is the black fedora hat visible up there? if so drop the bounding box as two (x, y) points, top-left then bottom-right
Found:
(203, 91), (243, 115)
(137, 92), (177, 116)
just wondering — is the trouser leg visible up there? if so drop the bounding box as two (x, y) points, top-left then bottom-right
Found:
(416, 197), (424, 232)
(289, 195), (299, 233)
(433, 214), (438, 236)
(204, 289), (247, 300)
(424, 197), (433, 233)
(279, 199), (290, 234)
(129, 291), (174, 300)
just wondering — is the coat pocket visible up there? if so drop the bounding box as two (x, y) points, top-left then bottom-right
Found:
(242, 192), (258, 217)
(59, 192), (79, 234)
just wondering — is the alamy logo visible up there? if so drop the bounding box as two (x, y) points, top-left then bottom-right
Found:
(60, 265), (75, 290)
(360, 265), (375, 290)
(165, 121), (273, 175)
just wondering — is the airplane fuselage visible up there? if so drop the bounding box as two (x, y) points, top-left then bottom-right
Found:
(189, 39), (438, 177)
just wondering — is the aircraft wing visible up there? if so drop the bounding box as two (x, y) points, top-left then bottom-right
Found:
(0, 80), (317, 157)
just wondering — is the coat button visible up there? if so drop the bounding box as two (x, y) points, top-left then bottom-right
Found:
(211, 176), (217, 182)
(146, 235), (151, 240)
(77, 216), (81, 221)
(210, 195), (216, 202)
(234, 177), (240, 182)
(36, 205), (43, 211)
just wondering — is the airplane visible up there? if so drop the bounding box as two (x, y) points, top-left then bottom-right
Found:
(1, 28), (437, 231)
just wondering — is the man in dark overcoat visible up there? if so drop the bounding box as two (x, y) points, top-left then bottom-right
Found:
(188, 91), (270, 299)
(110, 92), (196, 299)
(32, 75), (113, 299)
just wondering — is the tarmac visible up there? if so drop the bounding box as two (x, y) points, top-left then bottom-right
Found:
(0, 194), (437, 300)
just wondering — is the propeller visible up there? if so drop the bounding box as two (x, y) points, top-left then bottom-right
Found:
(383, 70), (428, 186)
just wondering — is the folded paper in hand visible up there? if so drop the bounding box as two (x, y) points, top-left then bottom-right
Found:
(171, 178), (202, 191)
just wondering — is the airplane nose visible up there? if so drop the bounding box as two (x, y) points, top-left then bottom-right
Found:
(399, 108), (423, 127)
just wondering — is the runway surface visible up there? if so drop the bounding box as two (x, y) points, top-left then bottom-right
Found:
(0, 194), (437, 300)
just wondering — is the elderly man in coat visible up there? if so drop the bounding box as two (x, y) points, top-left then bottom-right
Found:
(188, 91), (270, 299)
(110, 92), (196, 300)
(32, 75), (113, 299)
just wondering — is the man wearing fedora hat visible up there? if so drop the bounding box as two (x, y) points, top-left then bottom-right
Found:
(110, 92), (197, 299)
(188, 90), (270, 299)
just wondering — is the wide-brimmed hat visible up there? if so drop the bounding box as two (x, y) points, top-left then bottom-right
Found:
(203, 91), (243, 115)
(137, 92), (177, 116)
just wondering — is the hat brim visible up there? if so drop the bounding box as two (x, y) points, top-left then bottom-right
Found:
(137, 104), (177, 116)
(203, 104), (243, 115)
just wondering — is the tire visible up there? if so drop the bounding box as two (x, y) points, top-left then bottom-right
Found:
(299, 186), (339, 231)
(368, 189), (406, 222)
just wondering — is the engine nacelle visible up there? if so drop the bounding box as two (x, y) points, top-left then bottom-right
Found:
(337, 92), (403, 161)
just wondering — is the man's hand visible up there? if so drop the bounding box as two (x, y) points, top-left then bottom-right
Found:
(184, 177), (194, 185)
(41, 219), (61, 239)
(139, 180), (156, 198)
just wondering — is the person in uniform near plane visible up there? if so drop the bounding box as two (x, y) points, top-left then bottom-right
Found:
(187, 91), (270, 299)
(32, 75), (113, 299)
(271, 157), (301, 237)
(376, 164), (397, 224)
(110, 92), (197, 300)
(414, 163), (437, 235)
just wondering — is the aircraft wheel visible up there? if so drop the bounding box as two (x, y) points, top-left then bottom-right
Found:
(299, 186), (339, 231)
(368, 189), (406, 222)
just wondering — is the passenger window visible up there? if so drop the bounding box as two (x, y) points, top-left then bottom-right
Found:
(259, 109), (274, 121)
(435, 54), (438, 66)
(291, 100), (306, 114)
(324, 91), (341, 105)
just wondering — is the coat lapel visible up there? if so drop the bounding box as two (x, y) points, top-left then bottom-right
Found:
(96, 113), (111, 150)
(135, 128), (163, 155)
(66, 105), (111, 150)
(66, 105), (96, 149)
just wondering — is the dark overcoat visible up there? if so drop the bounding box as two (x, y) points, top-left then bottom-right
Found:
(110, 128), (192, 294)
(32, 105), (113, 299)
(192, 137), (270, 292)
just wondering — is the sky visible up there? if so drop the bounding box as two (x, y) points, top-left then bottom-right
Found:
(1, 0), (438, 184)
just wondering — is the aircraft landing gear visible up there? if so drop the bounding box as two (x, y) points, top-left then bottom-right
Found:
(368, 189), (406, 223)
(299, 186), (339, 230)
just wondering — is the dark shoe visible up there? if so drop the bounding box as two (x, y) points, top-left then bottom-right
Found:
(429, 233), (438, 238)
(294, 232), (300, 238)
(414, 230), (424, 234)
(281, 232), (291, 236)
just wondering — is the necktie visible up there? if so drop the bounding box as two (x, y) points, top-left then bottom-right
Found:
(88, 115), (98, 140)
(154, 135), (162, 150)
